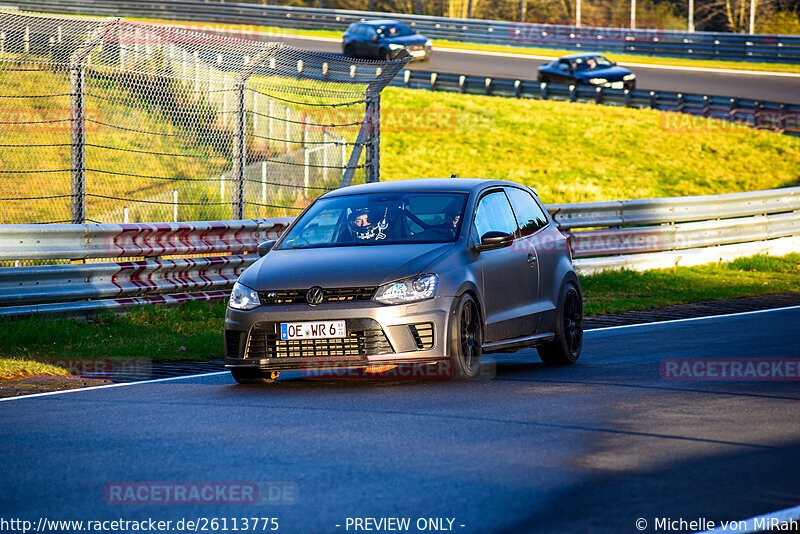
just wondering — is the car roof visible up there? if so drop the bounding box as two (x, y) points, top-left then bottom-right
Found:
(559, 52), (606, 59)
(321, 178), (530, 198)
(361, 19), (404, 26)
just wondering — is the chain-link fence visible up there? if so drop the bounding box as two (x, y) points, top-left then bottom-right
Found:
(0, 11), (407, 224)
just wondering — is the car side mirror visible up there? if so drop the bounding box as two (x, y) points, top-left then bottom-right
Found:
(257, 240), (277, 257)
(473, 231), (514, 252)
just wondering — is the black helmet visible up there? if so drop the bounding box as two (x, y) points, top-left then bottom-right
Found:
(348, 207), (389, 241)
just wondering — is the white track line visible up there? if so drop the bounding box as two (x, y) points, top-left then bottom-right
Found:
(271, 33), (800, 78)
(697, 503), (800, 533)
(586, 304), (800, 333)
(2, 305), (798, 402)
(0, 371), (229, 402)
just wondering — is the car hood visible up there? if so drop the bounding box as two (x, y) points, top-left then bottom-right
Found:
(239, 242), (455, 291)
(576, 66), (632, 81)
(381, 34), (428, 46)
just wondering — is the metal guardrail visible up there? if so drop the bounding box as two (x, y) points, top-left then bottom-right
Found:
(391, 70), (800, 136)
(1, 187), (799, 317)
(14, 0), (800, 63)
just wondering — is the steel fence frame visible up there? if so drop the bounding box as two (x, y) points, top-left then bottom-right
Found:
(1, 186), (798, 317)
(14, 0), (800, 63)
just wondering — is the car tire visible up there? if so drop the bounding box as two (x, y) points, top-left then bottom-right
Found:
(230, 369), (279, 385)
(379, 48), (392, 60)
(537, 282), (583, 365)
(343, 44), (355, 57)
(448, 293), (483, 379)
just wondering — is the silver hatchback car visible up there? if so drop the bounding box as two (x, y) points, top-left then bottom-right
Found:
(224, 178), (583, 383)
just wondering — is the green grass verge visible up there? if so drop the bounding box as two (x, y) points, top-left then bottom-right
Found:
(582, 253), (800, 315)
(1, 254), (798, 376)
(131, 16), (800, 75)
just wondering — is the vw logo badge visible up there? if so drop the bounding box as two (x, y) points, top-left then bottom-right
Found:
(306, 286), (325, 305)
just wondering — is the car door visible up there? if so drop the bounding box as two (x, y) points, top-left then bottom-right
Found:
(471, 189), (538, 343)
(553, 59), (574, 83)
(504, 186), (551, 334)
(362, 26), (379, 58)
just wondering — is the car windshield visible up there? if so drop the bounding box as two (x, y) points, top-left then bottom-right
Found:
(374, 23), (415, 38)
(572, 55), (613, 71)
(277, 192), (467, 250)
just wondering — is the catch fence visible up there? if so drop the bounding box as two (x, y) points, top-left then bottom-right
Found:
(0, 10), (407, 224)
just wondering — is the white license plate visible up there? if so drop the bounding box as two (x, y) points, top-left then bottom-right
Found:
(280, 320), (346, 340)
(409, 49), (427, 57)
(610, 81), (624, 89)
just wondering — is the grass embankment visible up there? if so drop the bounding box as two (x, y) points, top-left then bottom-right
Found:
(131, 16), (800, 75)
(379, 88), (800, 203)
(1, 253), (798, 377)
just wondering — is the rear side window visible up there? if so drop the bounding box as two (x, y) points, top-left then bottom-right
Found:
(472, 191), (518, 239)
(505, 187), (548, 237)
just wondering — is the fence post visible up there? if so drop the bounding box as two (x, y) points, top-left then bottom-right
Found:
(365, 93), (380, 183)
(231, 46), (277, 220)
(69, 18), (119, 224)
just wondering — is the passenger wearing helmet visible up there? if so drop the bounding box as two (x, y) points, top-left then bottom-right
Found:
(347, 207), (389, 241)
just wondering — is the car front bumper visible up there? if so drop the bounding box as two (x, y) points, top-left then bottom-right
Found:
(405, 47), (431, 60)
(224, 296), (454, 373)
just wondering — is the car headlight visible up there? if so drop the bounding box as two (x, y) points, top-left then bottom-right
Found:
(387, 43), (405, 50)
(373, 274), (437, 305)
(623, 73), (636, 81)
(589, 78), (608, 85)
(229, 282), (261, 310)
(424, 39), (432, 48)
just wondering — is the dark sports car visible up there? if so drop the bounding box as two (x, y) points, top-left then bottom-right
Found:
(537, 53), (636, 90)
(342, 19), (432, 61)
(225, 178), (583, 384)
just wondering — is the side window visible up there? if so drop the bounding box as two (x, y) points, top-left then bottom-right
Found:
(558, 60), (570, 71)
(505, 187), (548, 237)
(365, 27), (377, 40)
(472, 191), (518, 240)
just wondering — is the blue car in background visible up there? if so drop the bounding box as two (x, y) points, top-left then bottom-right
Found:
(343, 20), (432, 61)
(537, 53), (636, 90)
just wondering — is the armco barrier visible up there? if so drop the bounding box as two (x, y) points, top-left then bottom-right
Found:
(1, 186), (799, 317)
(14, 0), (800, 63)
(391, 71), (800, 137)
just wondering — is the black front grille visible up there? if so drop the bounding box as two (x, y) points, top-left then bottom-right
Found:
(409, 323), (435, 350)
(225, 330), (242, 359)
(259, 287), (376, 305)
(245, 319), (393, 359)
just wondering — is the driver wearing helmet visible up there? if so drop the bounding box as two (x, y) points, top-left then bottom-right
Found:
(347, 207), (389, 241)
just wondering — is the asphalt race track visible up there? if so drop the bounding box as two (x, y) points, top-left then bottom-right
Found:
(274, 35), (800, 105)
(2, 307), (800, 533)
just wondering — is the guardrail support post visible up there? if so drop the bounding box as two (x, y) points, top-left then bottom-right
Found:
(69, 18), (119, 224)
(366, 93), (380, 183)
(231, 45), (278, 220)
